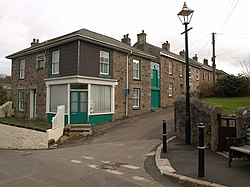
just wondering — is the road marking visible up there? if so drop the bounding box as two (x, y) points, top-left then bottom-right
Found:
(71, 160), (82, 164)
(147, 151), (156, 156)
(86, 164), (99, 169)
(81, 156), (94, 160)
(121, 164), (139, 170)
(105, 169), (123, 175)
(101, 160), (112, 164)
(132, 176), (151, 182)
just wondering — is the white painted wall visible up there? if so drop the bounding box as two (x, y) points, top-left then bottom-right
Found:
(0, 123), (64, 150)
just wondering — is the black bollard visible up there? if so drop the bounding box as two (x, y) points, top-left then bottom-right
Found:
(163, 120), (167, 153)
(198, 123), (205, 177)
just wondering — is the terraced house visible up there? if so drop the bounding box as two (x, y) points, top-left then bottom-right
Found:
(6, 28), (224, 126)
(134, 30), (225, 106)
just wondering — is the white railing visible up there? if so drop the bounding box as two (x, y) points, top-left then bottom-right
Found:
(51, 105), (65, 129)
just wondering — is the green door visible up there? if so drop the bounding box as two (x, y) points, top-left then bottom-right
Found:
(70, 91), (88, 124)
(151, 69), (160, 109)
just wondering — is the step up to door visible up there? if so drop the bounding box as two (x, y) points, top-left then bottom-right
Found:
(64, 124), (92, 136)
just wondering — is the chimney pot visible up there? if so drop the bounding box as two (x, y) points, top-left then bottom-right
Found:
(193, 54), (198, 61)
(203, 58), (208, 66)
(121, 34), (131, 45)
(162, 41), (170, 51)
(137, 30), (146, 44)
(179, 50), (185, 57)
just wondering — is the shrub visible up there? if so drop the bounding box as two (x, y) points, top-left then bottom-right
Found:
(198, 82), (216, 98)
(0, 85), (7, 105)
(215, 75), (248, 97)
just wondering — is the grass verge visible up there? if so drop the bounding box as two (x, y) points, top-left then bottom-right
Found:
(0, 117), (51, 130)
(202, 97), (250, 115)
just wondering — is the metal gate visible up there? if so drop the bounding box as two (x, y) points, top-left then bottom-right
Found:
(218, 114), (236, 151)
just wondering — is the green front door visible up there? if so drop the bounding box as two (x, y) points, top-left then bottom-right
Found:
(70, 91), (88, 124)
(151, 69), (160, 109)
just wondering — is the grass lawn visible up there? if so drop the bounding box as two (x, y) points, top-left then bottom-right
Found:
(202, 97), (250, 115)
(0, 117), (51, 130)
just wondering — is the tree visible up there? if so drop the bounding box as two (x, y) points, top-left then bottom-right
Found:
(238, 56), (250, 78)
(0, 85), (7, 105)
(215, 74), (248, 97)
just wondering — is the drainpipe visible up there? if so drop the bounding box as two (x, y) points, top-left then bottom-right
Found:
(126, 51), (132, 117)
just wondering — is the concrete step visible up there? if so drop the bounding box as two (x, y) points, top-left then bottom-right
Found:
(64, 124), (92, 136)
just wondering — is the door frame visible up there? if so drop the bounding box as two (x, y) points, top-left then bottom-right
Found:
(30, 89), (37, 118)
(70, 89), (88, 124)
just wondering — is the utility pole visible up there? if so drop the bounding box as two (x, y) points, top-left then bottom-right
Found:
(212, 33), (216, 84)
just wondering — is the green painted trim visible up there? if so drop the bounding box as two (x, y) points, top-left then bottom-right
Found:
(47, 113), (68, 125)
(89, 114), (112, 126)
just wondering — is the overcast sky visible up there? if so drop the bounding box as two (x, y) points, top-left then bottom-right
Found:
(0, 0), (248, 75)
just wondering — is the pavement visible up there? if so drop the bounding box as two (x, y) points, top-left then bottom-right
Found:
(155, 136), (250, 187)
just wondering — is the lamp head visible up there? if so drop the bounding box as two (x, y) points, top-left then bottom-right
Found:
(177, 2), (194, 25)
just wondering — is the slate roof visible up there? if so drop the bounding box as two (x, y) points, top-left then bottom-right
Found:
(6, 28), (156, 59)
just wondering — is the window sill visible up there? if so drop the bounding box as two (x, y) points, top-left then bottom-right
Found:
(99, 74), (110, 78)
(133, 78), (141, 81)
(132, 107), (141, 110)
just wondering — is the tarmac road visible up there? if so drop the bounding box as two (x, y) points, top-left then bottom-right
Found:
(0, 107), (184, 187)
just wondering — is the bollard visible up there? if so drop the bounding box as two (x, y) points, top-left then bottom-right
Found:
(163, 120), (167, 153)
(198, 123), (205, 177)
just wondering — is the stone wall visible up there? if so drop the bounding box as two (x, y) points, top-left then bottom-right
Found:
(11, 51), (48, 121)
(112, 51), (151, 120)
(0, 123), (64, 149)
(236, 106), (250, 137)
(0, 123), (48, 149)
(174, 96), (222, 151)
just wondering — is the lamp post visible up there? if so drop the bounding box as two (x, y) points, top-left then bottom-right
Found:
(177, 2), (194, 145)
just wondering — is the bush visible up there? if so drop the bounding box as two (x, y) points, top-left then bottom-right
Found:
(0, 85), (7, 105)
(215, 75), (248, 97)
(198, 82), (216, 98)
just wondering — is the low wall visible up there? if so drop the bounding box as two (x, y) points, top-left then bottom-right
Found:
(174, 96), (222, 151)
(0, 123), (64, 150)
(236, 106), (250, 137)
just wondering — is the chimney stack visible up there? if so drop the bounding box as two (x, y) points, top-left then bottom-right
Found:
(121, 34), (131, 45)
(193, 54), (198, 61)
(137, 30), (146, 44)
(162, 41), (170, 51)
(31, 38), (39, 47)
(203, 58), (208, 66)
(179, 50), (185, 57)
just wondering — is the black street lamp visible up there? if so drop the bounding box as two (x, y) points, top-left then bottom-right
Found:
(177, 2), (194, 145)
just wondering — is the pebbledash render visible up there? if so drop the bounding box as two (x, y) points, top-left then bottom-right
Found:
(6, 28), (225, 126)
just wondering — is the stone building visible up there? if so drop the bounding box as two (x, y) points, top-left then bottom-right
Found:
(134, 30), (225, 105)
(6, 28), (225, 126)
(6, 29), (155, 125)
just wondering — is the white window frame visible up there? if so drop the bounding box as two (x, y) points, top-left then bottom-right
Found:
(36, 54), (45, 69)
(189, 67), (192, 79)
(52, 50), (60, 75)
(169, 83), (173, 97)
(133, 59), (140, 80)
(196, 70), (199, 80)
(100, 51), (110, 75)
(90, 85), (112, 114)
(169, 61), (173, 75)
(18, 89), (24, 111)
(179, 65), (183, 77)
(19, 59), (25, 79)
(132, 88), (140, 108)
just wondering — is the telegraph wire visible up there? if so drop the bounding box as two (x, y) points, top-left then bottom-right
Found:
(219, 0), (240, 31)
